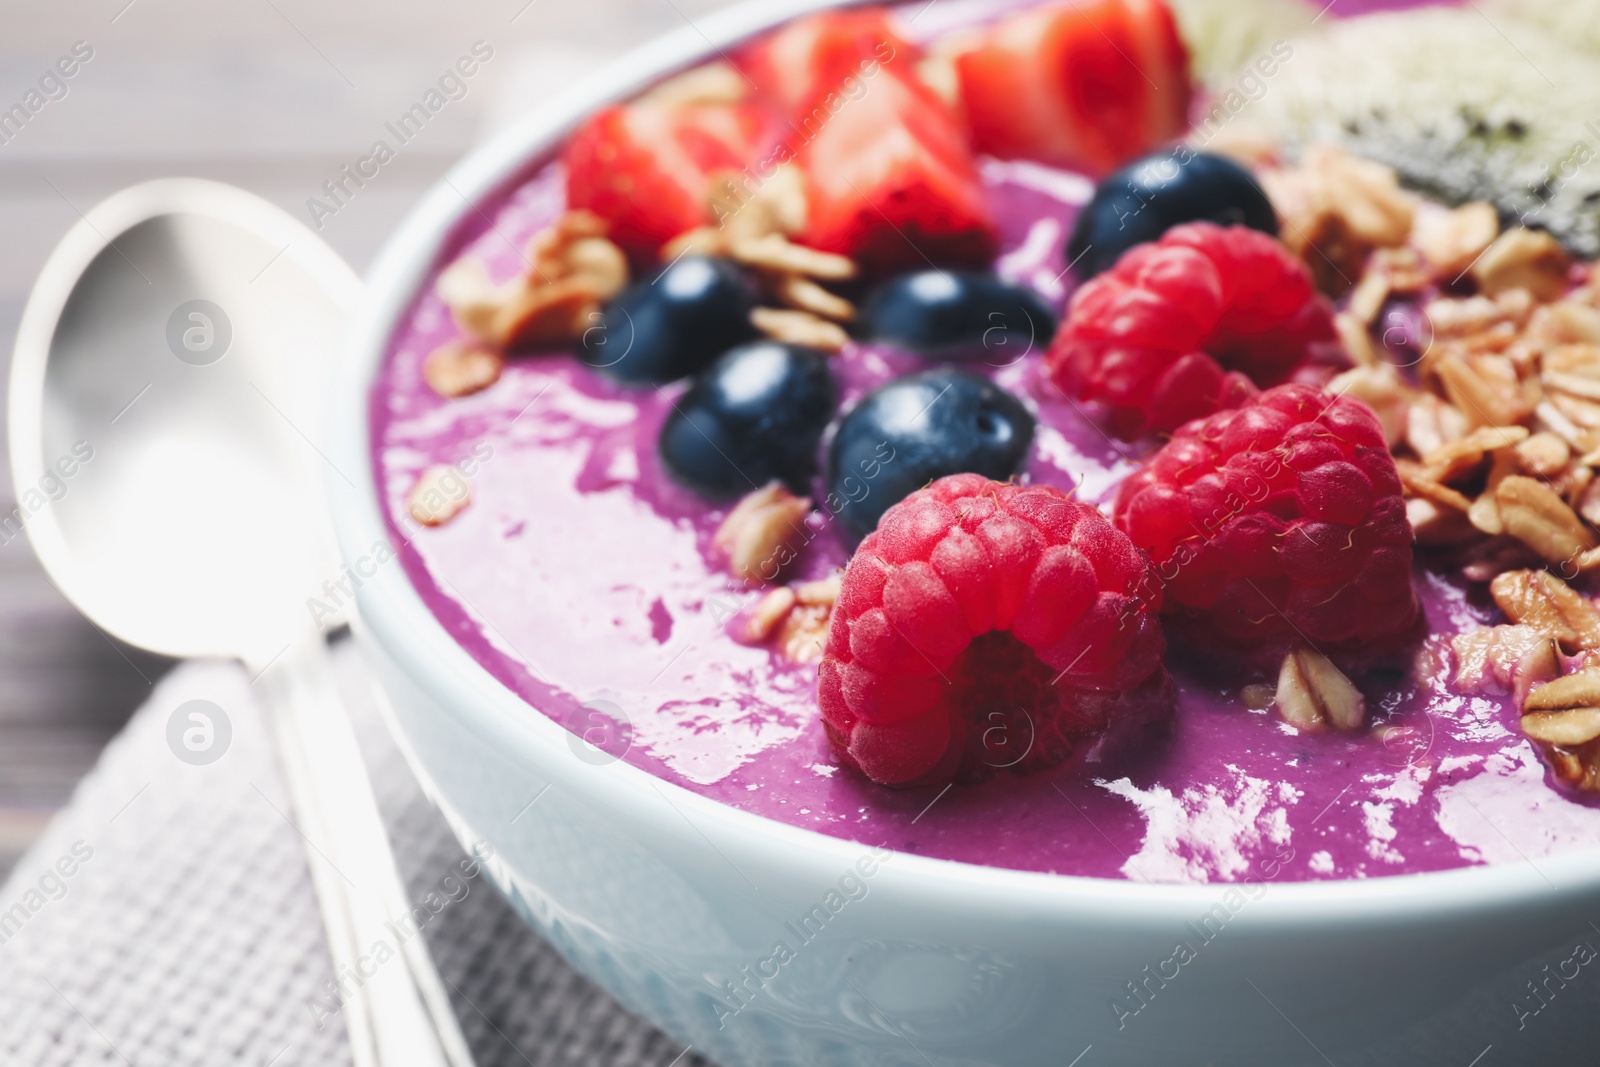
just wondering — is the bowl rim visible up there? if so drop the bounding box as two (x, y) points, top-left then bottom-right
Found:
(328, 0), (1600, 927)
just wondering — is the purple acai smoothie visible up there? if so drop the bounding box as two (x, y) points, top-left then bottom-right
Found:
(370, 146), (1600, 883)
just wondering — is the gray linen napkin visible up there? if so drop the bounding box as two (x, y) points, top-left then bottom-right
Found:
(0, 638), (706, 1067)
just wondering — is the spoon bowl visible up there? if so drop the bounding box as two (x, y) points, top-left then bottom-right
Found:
(10, 180), (358, 663)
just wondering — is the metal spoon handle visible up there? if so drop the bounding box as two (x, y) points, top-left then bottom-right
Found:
(258, 637), (475, 1067)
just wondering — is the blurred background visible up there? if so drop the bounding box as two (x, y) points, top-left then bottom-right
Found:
(0, 0), (735, 878)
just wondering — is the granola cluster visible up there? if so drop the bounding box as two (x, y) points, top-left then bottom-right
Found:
(1340, 244), (1600, 585)
(708, 481), (844, 665)
(1260, 144), (1418, 298)
(436, 209), (630, 358)
(1263, 145), (1600, 790)
(1523, 668), (1600, 793)
(401, 211), (632, 526)
(1449, 577), (1600, 793)
(1267, 150), (1599, 587)
(744, 576), (840, 665)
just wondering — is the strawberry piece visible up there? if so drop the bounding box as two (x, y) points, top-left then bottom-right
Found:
(740, 9), (997, 275)
(799, 73), (997, 274)
(819, 474), (1172, 787)
(739, 7), (921, 118)
(563, 100), (771, 260)
(953, 0), (1191, 175)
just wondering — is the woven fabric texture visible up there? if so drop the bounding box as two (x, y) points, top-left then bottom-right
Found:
(0, 641), (707, 1067)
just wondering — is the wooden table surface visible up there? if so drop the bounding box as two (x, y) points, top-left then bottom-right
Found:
(0, 0), (735, 878)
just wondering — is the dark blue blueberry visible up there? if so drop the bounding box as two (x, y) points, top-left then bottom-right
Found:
(827, 368), (1035, 536)
(1067, 148), (1278, 279)
(659, 341), (837, 499)
(580, 256), (756, 384)
(860, 271), (1057, 363)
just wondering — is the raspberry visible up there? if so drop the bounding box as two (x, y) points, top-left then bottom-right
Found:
(1047, 222), (1337, 438)
(1111, 383), (1418, 665)
(818, 474), (1172, 787)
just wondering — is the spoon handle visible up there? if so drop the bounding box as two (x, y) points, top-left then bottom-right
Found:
(258, 637), (476, 1067)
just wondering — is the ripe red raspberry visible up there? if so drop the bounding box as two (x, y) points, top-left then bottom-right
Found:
(1047, 222), (1337, 438)
(818, 474), (1173, 788)
(1112, 384), (1418, 665)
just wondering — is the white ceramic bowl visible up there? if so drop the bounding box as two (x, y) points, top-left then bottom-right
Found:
(328, 3), (1600, 1062)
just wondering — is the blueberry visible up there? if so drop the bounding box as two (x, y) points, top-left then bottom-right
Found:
(1067, 149), (1278, 279)
(659, 341), (837, 499)
(860, 271), (1057, 362)
(828, 368), (1035, 536)
(581, 256), (756, 383)
(1376, 299), (1431, 368)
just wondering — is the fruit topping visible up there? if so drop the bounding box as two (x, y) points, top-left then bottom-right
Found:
(818, 474), (1173, 787)
(803, 70), (996, 275)
(949, 0), (1190, 176)
(1112, 383), (1419, 663)
(1066, 148), (1278, 279)
(1047, 221), (1337, 438)
(581, 255), (756, 384)
(743, 9), (997, 274)
(659, 341), (836, 499)
(738, 7), (919, 120)
(828, 368), (1035, 537)
(563, 98), (772, 261)
(859, 271), (1058, 361)
(436, 210), (628, 350)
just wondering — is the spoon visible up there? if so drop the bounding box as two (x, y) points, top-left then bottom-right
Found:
(8, 178), (474, 1067)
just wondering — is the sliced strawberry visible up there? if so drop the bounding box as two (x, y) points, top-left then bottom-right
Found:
(953, 0), (1191, 176)
(563, 100), (771, 260)
(799, 72), (995, 274)
(739, 8), (996, 275)
(739, 7), (924, 119)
